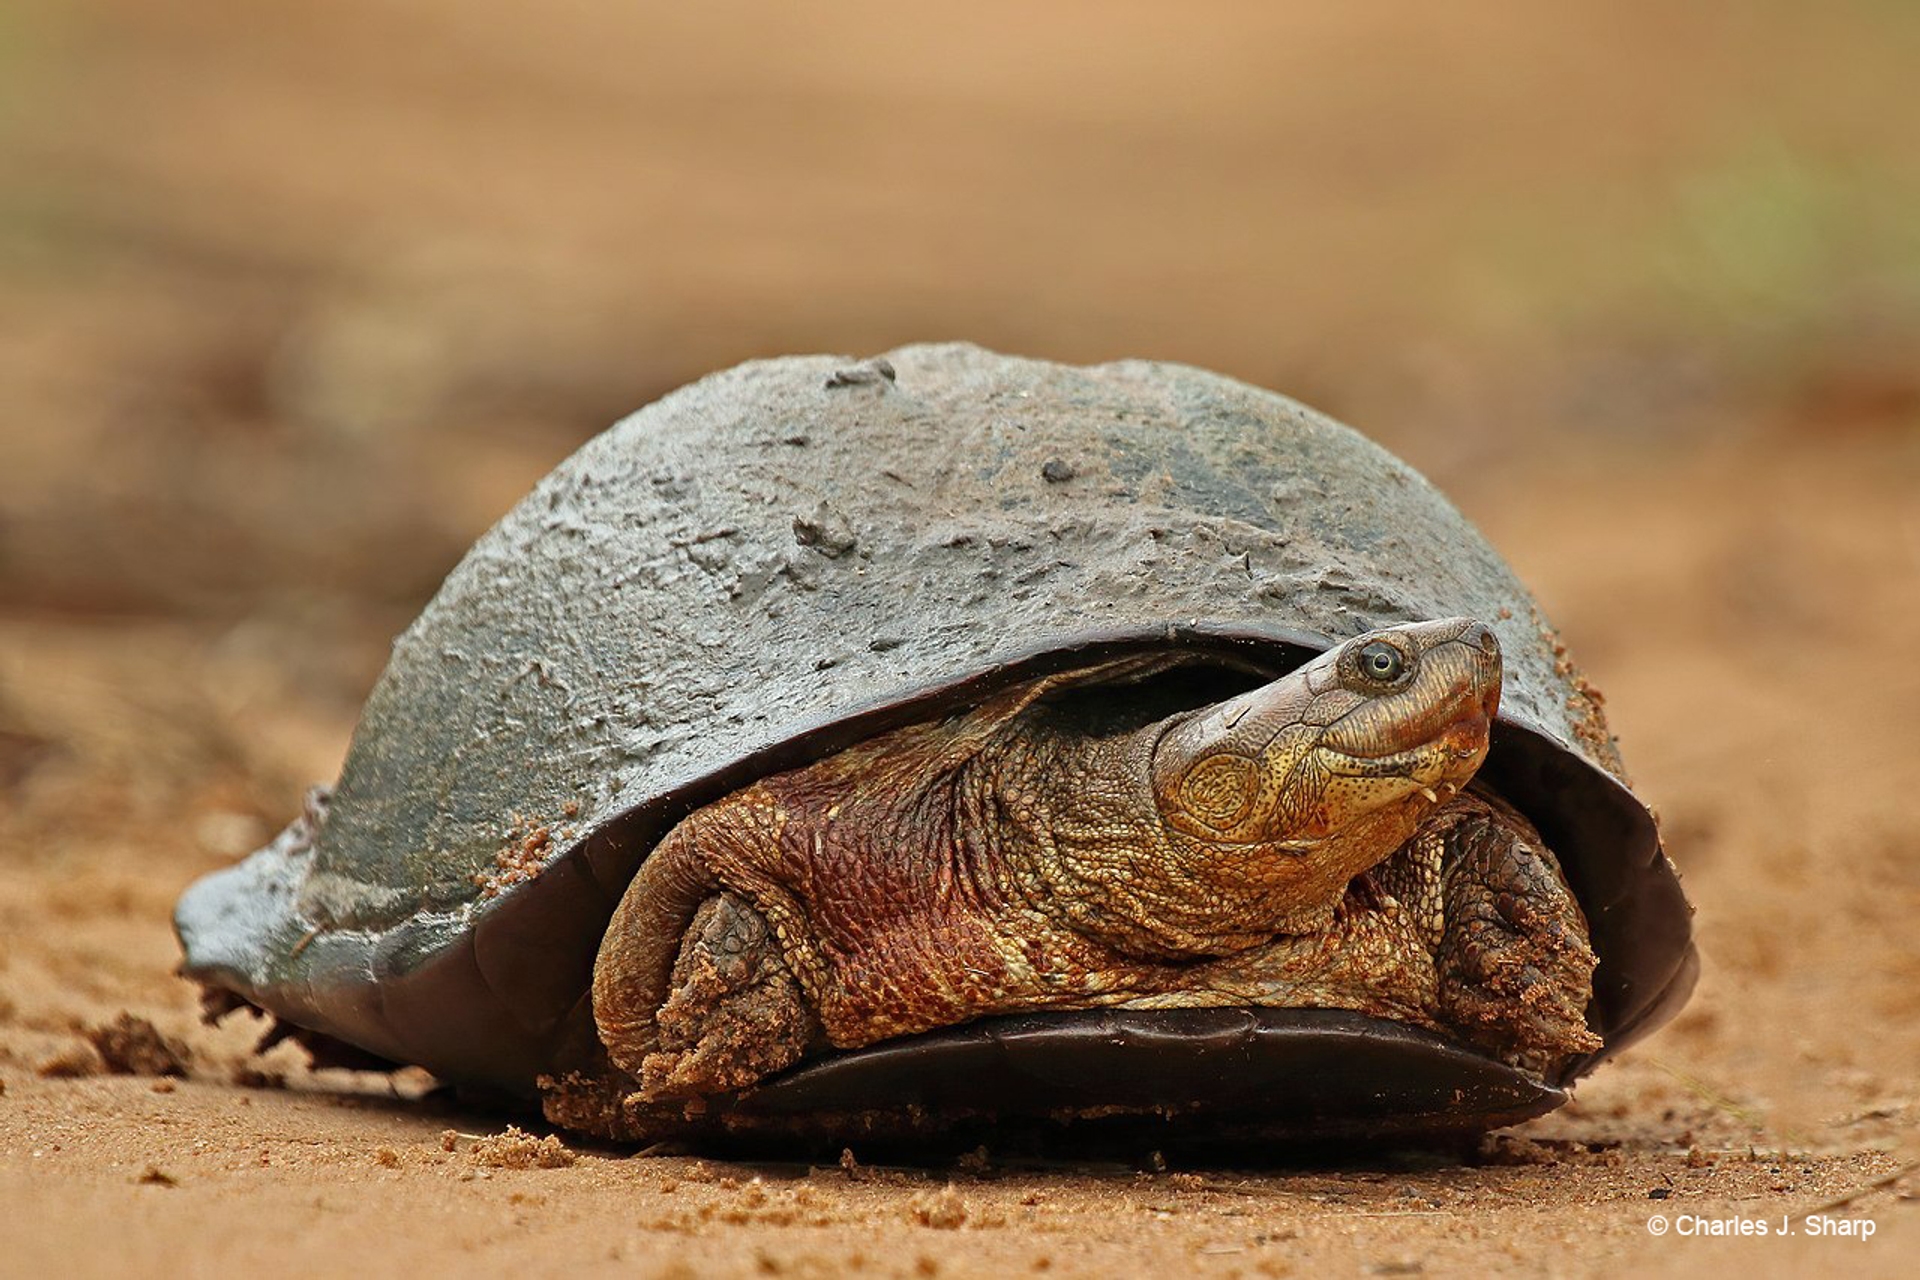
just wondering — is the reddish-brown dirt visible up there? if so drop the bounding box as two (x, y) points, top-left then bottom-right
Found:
(2, 2), (1914, 1275)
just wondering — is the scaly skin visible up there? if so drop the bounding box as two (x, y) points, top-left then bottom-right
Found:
(588, 619), (1601, 1115)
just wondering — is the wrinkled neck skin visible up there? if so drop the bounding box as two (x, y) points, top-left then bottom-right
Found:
(961, 714), (1347, 962)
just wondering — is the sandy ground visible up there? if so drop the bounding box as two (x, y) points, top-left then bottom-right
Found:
(2, 2), (1916, 1275)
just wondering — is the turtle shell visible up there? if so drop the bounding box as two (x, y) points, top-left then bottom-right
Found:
(176, 344), (1695, 1129)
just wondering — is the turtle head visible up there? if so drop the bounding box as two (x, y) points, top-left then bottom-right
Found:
(1149, 618), (1501, 931)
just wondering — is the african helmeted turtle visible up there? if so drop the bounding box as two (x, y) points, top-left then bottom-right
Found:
(176, 344), (1696, 1143)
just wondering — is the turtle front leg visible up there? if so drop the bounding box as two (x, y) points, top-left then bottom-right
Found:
(594, 817), (824, 1103)
(1395, 792), (1604, 1072)
(639, 890), (824, 1100)
(592, 821), (721, 1077)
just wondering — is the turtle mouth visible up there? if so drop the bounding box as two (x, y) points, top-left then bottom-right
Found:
(1317, 705), (1492, 781)
(1317, 664), (1498, 770)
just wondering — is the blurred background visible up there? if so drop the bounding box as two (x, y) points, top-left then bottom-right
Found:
(1, 0), (1917, 1165)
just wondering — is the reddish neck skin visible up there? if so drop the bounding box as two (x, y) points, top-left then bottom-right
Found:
(726, 623), (1497, 995)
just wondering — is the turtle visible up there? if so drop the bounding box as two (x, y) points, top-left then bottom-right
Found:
(175, 344), (1696, 1145)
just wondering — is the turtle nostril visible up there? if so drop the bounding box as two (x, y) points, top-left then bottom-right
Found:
(1462, 622), (1499, 656)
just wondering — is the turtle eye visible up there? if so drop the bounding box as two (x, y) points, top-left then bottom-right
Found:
(1357, 641), (1407, 685)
